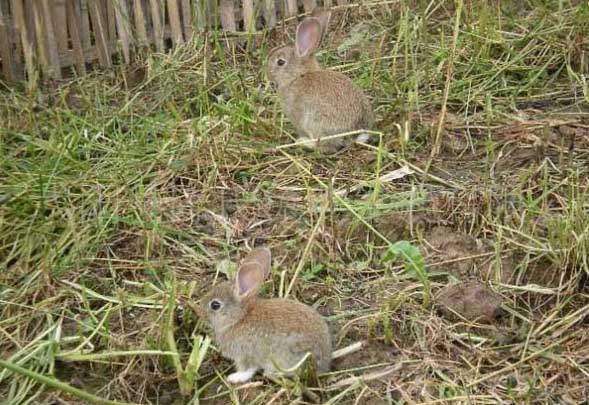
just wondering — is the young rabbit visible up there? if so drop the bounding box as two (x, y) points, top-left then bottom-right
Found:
(200, 247), (332, 384)
(267, 10), (374, 154)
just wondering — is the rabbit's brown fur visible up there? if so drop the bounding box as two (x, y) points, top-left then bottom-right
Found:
(200, 248), (332, 383)
(267, 11), (373, 153)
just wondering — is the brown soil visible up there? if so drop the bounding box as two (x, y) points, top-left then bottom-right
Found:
(333, 340), (399, 371)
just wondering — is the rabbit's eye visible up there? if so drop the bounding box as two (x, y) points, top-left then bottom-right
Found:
(209, 299), (222, 311)
(277, 58), (286, 66)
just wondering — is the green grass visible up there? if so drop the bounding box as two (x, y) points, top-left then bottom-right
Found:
(1, 0), (589, 403)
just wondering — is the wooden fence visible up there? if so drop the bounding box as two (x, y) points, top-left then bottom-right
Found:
(0, 0), (350, 82)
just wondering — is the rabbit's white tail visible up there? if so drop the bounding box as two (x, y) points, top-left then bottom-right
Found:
(355, 132), (372, 144)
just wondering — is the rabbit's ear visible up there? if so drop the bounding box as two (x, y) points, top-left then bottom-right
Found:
(235, 247), (271, 298)
(296, 18), (322, 57)
(311, 9), (331, 35)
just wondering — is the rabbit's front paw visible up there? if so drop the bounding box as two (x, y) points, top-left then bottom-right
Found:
(227, 368), (258, 384)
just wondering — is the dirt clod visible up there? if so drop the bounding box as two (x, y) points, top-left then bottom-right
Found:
(426, 226), (485, 278)
(436, 281), (504, 323)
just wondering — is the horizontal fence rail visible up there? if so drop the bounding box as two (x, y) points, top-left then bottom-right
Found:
(0, 0), (351, 82)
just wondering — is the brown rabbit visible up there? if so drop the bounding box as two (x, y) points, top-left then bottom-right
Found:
(267, 10), (373, 153)
(200, 247), (332, 384)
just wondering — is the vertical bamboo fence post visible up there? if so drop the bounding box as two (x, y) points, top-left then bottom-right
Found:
(264, 0), (276, 28)
(0, 0), (15, 81)
(167, 0), (184, 44)
(79, 0), (91, 49)
(11, 0), (35, 83)
(66, 0), (86, 75)
(114, 0), (132, 63)
(106, 0), (116, 42)
(32, 0), (49, 78)
(286, 0), (298, 17)
(243, 0), (255, 33)
(41, 0), (62, 78)
(53, 0), (69, 55)
(303, 0), (317, 12)
(181, 0), (193, 41)
(133, 0), (148, 47)
(148, 0), (164, 52)
(219, 0), (236, 31)
(89, 0), (112, 67)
